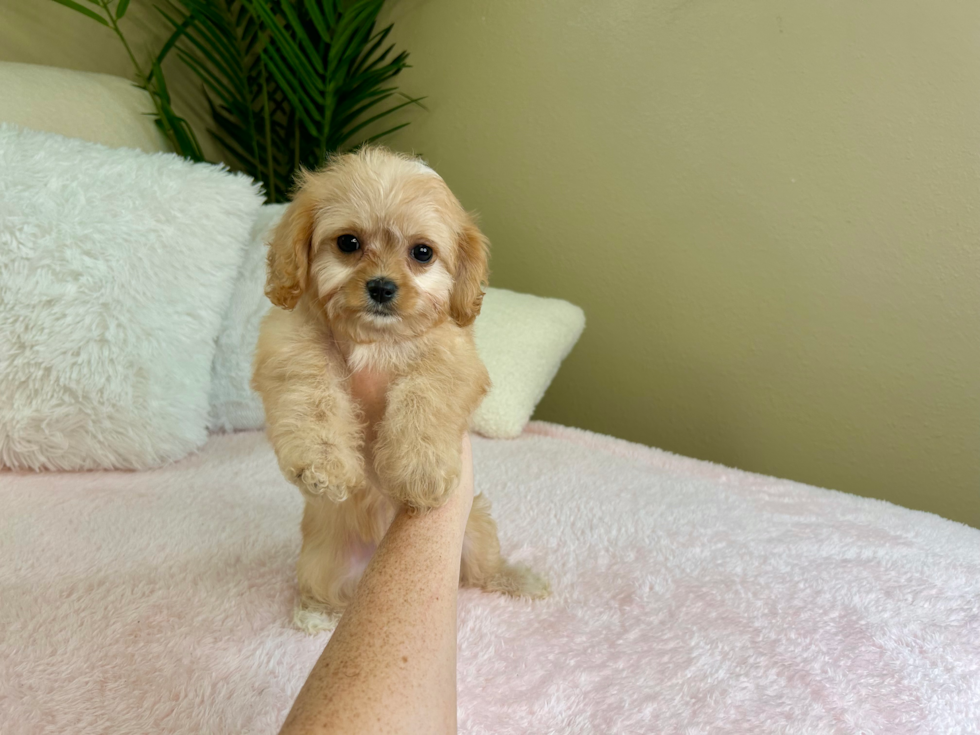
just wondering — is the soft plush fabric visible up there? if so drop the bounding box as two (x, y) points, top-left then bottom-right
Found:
(0, 62), (169, 154)
(2, 424), (977, 734)
(209, 203), (288, 432)
(471, 288), (585, 437)
(0, 124), (264, 470)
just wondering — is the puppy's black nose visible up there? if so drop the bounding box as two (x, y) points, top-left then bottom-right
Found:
(366, 277), (398, 304)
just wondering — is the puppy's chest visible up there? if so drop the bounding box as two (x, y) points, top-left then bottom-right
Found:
(348, 367), (391, 440)
(346, 340), (420, 374)
(344, 340), (421, 439)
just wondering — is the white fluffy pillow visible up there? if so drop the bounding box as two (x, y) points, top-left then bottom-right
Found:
(470, 288), (585, 438)
(209, 203), (288, 432)
(0, 124), (264, 470)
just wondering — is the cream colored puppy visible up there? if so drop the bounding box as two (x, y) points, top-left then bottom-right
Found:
(252, 147), (548, 630)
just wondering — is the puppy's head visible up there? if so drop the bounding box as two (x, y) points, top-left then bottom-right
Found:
(265, 147), (488, 341)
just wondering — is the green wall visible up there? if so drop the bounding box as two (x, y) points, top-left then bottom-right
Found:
(4, 0), (979, 526)
(374, 0), (980, 526)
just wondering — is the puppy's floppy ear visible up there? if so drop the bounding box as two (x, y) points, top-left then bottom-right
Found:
(265, 180), (317, 310)
(449, 215), (490, 327)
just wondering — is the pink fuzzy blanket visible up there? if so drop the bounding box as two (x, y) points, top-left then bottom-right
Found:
(2, 423), (978, 734)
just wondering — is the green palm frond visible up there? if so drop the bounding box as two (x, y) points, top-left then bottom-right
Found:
(238, 0), (421, 197)
(50, 0), (421, 203)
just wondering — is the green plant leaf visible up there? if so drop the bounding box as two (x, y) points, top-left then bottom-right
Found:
(177, 49), (238, 107)
(359, 120), (410, 145)
(351, 25), (392, 77)
(277, 0), (325, 75)
(303, 0), (330, 40)
(152, 11), (195, 75)
(336, 95), (422, 145)
(333, 88), (394, 126)
(210, 126), (259, 168)
(150, 0), (420, 199)
(116, 0), (131, 19)
(261, 44), (322, 130)
(158, 7), (238, 84)
(185, 10), (247, 76)
(50, 0), (109, 26)
(150, 57), (173, 105)
(245, 0), (322, 84)
(182, 21), (241, 80)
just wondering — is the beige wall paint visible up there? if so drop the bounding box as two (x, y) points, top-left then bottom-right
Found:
(0, 0), (220, 161)
(373, 0), (980, 526)
(3, 0), (978, 525)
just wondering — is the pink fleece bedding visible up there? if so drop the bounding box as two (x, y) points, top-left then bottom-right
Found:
(2, 423), (978, 734)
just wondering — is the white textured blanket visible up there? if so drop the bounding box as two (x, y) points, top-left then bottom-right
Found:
(2, 424), (978, 734)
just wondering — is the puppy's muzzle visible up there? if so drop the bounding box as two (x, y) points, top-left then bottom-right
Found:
(366, 277), (398, 305)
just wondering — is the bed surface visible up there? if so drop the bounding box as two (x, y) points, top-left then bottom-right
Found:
(2, 423), (979, 734)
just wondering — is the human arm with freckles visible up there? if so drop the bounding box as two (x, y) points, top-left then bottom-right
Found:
(277, 434), (476, 735)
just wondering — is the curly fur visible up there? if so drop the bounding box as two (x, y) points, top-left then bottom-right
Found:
(252, 147), (547, 627)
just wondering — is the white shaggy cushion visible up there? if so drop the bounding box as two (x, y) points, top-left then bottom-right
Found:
(209, 203), (288, 432)
(0, 124), (264, 470)
(470, 288), (585, 438)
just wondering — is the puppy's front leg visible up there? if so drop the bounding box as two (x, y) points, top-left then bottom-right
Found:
(273, 390), (364, 503)
(374, 340), (489, 510)
(263, 376), (364, 502)
(253, 318), (364, 502)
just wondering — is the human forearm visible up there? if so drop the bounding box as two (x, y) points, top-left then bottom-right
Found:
(278, 437), (474, 735)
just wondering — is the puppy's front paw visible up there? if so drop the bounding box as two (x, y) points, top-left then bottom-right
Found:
(287, 447), (364, 502)
(375, 439), (462, 510)
(294, 465), (345, 501)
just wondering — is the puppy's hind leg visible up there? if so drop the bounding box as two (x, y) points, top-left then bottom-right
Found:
(293, 500), (372, 634)
(460, 494), (550, 599)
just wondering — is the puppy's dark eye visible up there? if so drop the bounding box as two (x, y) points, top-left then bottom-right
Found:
(411, 244), (433, 263)
(337, 234), (360, 253)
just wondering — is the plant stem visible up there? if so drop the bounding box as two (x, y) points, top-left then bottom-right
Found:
(294, 114), (300, 174)
(261, 59), (276, 202)
(320, 83), (335, 161)
(100, 0), (146, 82)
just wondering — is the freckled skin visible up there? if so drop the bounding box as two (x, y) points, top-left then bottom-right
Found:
(278, 423), (475, 735)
